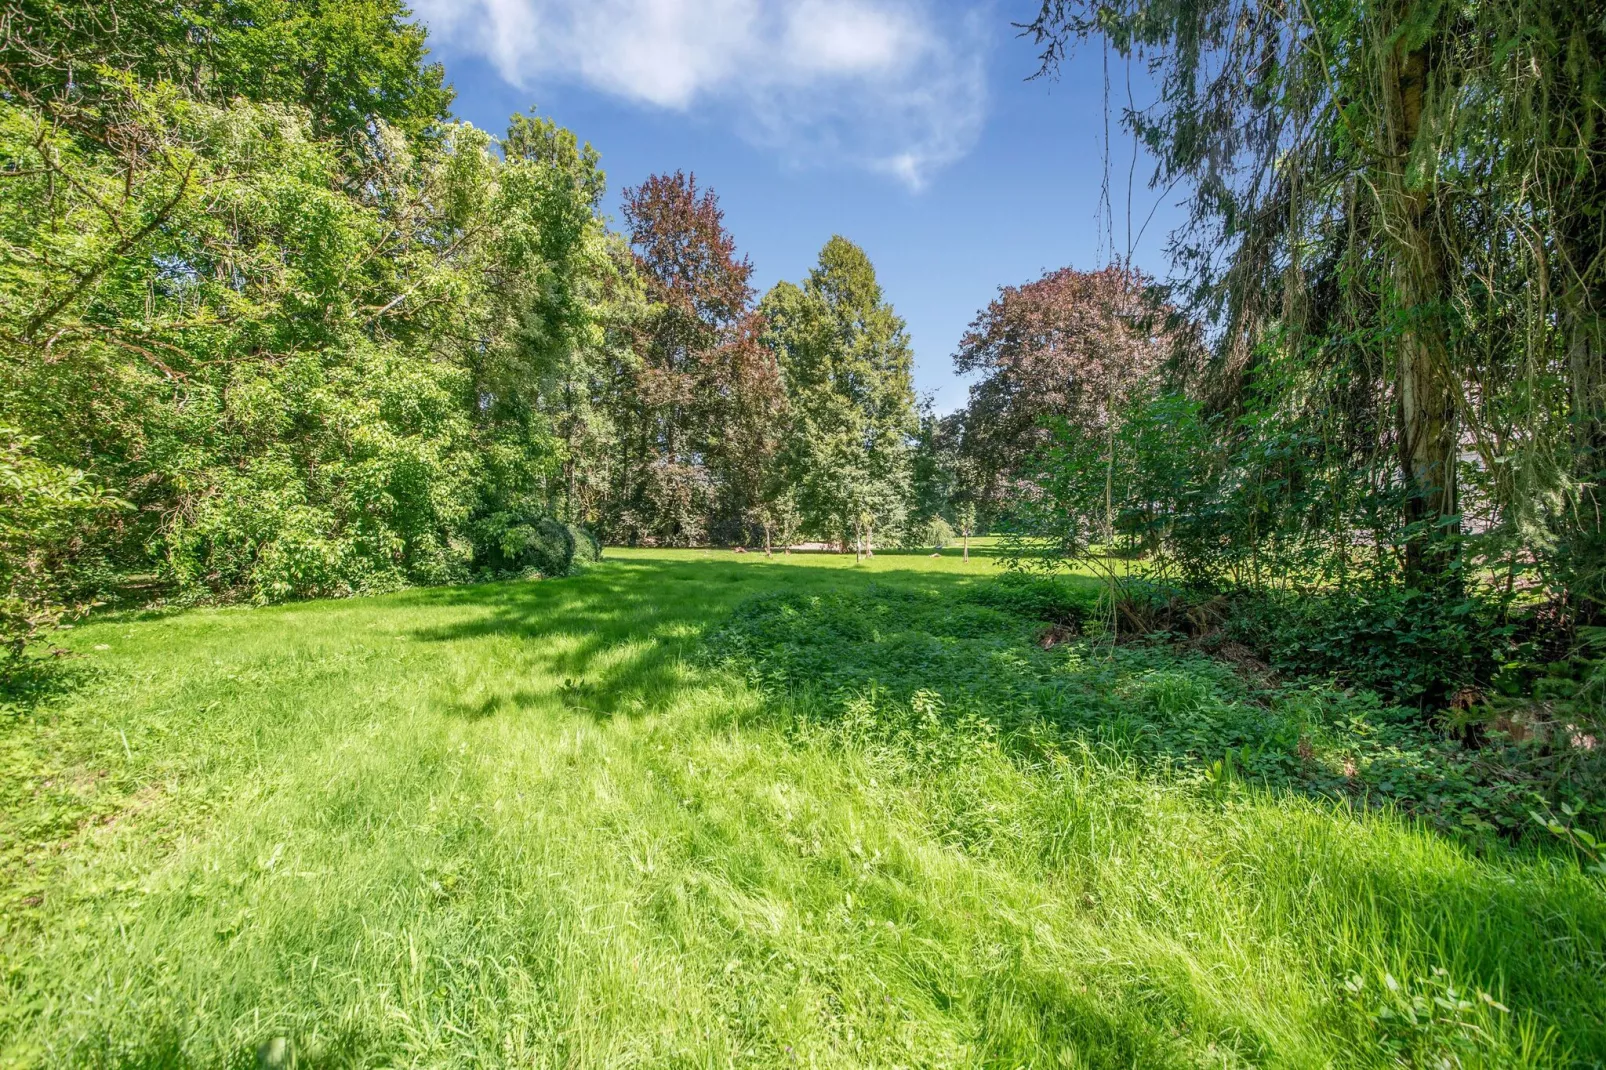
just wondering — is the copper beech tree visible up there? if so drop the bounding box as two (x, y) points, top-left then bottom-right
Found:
(953, 265), (1187, 516)
(613, 172), (786, 545)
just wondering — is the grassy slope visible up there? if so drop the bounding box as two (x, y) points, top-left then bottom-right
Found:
(1, 548), (1602, 1068)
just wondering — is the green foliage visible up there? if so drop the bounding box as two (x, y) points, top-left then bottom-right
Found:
(471, 513), (600, 578)
(606, 172), (781, 547)
(1226, 587), (1511, 708)
(905, 406), (961, 532)
(706, 578), (1605, 842)
(153, 342), (488, 602)
(917, 515), (956, 551)
(0, 64), (615, 615)
(0, 427), (119, 663)
(3, 0), (453, 141)
(762, 237), (917, 553)
(1018, 0), (1606, 685)
(965, 569), (1094, 625)
(1020, 358), (1412, 590)
(1014, 355), (1525, 711)
(954, 500), (977, 542)
(568, 524), (602, 567)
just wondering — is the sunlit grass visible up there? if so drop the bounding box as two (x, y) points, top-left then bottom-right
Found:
(1, 549), (1601, 1067)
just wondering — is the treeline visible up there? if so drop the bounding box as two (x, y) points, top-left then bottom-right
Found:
(2, 1), (612, 644)
(0, 0), (1044, 658)
(584, 185), (932, 556)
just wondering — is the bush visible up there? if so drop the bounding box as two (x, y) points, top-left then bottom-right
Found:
(472, 513), (599, 578)
(1225, 586), (1511, 708)
(0, 427), (119, 666)
(570, 524), (602, 568)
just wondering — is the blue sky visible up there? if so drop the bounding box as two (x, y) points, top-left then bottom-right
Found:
(413, 0), (1184, 412)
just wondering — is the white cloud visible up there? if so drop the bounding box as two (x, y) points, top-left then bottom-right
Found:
(413, 0), (987, 189)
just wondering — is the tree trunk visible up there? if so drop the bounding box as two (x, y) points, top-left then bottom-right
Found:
(563, 377), (577, 523)
(1565, 294), (1606, 620)
(963, 528), (970, 563)
(1560, 96), (1606, 622)
(1382, 28), (1459, 588)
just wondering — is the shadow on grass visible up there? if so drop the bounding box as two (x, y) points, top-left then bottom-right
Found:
(0, 656), (99, 719)
(680, 581), (1606, 1057)
(401, 557), (987, 721)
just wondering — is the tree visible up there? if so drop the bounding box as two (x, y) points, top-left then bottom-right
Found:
(709, 315), (790, 545)
(907, 404), (961, 532)
(955, 501), (976, 564)
(753, 491), (801, 556)
(763, 237), (917, 558)
(493, 111), (622, 528)
(1021, 0), (1606, 594)
(613, 172), (783, 545)
(0, 426), (119, 665)
(1, 0), (452, 142)
(954, 265), (1182, 518)
(0, 68), (604, 606)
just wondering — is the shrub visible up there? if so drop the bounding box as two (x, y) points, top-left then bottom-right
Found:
(1225, 586), (1512, 708)
(569, 524), (602, 568)
(471, 513), (599, 578)
(0, 427), (120, 665)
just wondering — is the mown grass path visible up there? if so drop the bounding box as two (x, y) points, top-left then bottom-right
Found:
(2, 549), (1603, 1068)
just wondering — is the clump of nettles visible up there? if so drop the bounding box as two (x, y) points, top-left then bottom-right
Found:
(703, 576), (1606, 848)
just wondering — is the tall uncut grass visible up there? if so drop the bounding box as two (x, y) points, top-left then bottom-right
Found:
(2, 548), (1602, 1067)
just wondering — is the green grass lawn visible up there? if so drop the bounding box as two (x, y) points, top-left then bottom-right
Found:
(2, 548), (1603, 1068)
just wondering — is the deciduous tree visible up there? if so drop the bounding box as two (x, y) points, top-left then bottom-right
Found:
(763, 237), (916, 557)
(613, 172), (784, 545)
(1022, 0), (1606, 595)
(1, 0), (452, 141)
(954, 265), (1181, 516)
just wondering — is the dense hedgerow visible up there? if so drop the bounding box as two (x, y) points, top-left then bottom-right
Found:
(704, 579), (1606, 846)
